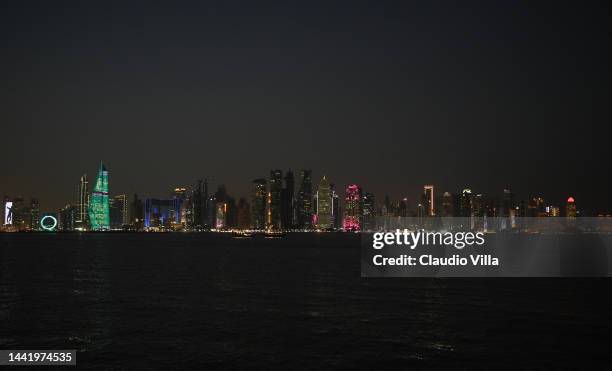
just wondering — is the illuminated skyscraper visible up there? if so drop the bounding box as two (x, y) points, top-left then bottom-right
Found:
(88, 162), (110, 231)
(251, 178), (267, 230)
(173, 187), (188, 226)
(215, 202), (227, 229)
(268, 170), (283, 230)
(343, 184), (362, 231)
(29, 198), (40, 231)
(361, 192), (375, 231)
(296, 169), (313, 229)
(566, 197), (577, 218)
(316, 176), (332, 229)
(423, 185), (435, 216)
(76, 174), (89, 230)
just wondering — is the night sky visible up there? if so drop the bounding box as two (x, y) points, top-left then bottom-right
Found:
(1, 1), (610, 213)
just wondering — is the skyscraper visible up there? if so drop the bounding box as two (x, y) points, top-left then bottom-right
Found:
(131, 194), (144, 231)
(109, 194), (128, 230)
(331, 184), (341, 230)
(316, 176), (332, 230)
(174, 187), (188, 226)
(251, 178), (267, 230)
(440, 192), (454, 217)
(76, 174), (89, 230)
(59, 204), (77, 231)
(215, 202), (227, 229)
(502, 189), (514, 217)
(192, 180), (204, 229)
(361, 192), (375, 231)
(88, 162), (110, 231)
(237, 198), (251, 229)
(9, 197), (26, 231)
(344, 184), (362, 231)
(268, 170), (283, 230)
(281, 170), (295, 229)
(29, 198), (40, 231)
(296, 169), (313, 229)
(423, 185), (435, 216)
(460, 189), (473, 217)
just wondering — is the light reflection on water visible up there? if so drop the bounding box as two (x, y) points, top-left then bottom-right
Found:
(1, 233), (611, 369)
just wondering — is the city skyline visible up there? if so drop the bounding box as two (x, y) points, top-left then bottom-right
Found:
(1, 160), (605, 233)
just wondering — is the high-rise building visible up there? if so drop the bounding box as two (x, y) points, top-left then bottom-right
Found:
(237, 198), (251, 229)
(312, 191), (318, 225)
(281, 170), (295, 229)
(440, 192), (454, 217)
(566, 197), (577, 218)
(60, 204), (77, 231)
(251, 178), (267, 230)
(416, 203), (425, 218)
(29, 198), (40, 231)
(76, 174), (89, 230)
(398, 197), (409, 217)
(207, 193), (216, 229)
(268, 170), (283, 230)
(181, 191), (193, 228)
(88, 162), (110, 231)
(213, 186), (236, 229)
(215, 202), (227, 229)
(131, 194), (144, 230)
(203, 180), (209, 228)
(344, 184), (362, 231)
(361, 192), (375, 231)
(383, 195), (394, 217)
(423, 185), (435, 216)
(192, 180), (204, 229)
(109, 195), (128, 230)
(2, 196), (12, 226)
(316, 176), (332, 230)
(502, 189), (514, 217)
(173, 187), (188, 226)
(460, 189), (473, 217)
(296, 169), (313, 229)
(331, 184), (341, 230)
(473, 193), (485, 217)
(9, 197), (26, 231)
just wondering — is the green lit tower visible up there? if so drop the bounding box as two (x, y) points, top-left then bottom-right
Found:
(88, 162), (110, 230)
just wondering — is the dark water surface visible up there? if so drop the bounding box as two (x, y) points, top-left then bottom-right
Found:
(1, 233), (611, 370)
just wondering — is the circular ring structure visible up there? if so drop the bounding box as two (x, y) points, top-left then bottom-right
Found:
(40, 215), (58, 231)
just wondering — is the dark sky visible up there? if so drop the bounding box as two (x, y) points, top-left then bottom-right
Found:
(1, 1), (610, 213)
